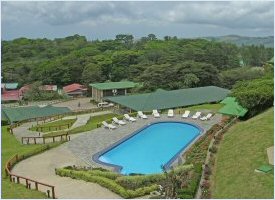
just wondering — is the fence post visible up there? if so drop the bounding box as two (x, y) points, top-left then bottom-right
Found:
(34, 138), (36, 144)
(21, 137), (24, 144)
(47, 190), (50, 198)
(53, 137), (55, 142)
(17, 177), (20, 184)
(26, 179), (28, 188)
(52, 186), (55, 199)
(35, 182), (38, 190)
(43, 138), (45, 144)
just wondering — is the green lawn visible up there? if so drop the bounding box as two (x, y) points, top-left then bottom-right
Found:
(1, 126), (48, 198)
(43, 113), (118, 137)
(29, 118), (77, 132)
(212, 108), (274, 198)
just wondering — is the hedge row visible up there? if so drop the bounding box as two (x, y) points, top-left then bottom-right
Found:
(116, 164), (193, 190)
(56, 168), (158, 198)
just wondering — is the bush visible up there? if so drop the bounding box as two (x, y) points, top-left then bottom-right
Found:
(232, 77), (273, 118)
(209, 146), (217, 154)
(55, 168), (158, 198)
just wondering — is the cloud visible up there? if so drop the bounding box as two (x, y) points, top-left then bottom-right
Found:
(1, 1), (274, 39)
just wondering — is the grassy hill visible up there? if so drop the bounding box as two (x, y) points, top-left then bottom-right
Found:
(212, 107), (274, 198)
(203, 35), (274, 48)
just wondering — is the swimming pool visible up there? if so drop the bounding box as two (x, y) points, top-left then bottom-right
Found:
(93, 122), (202, 174)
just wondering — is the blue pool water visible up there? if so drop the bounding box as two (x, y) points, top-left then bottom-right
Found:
(97, 122), (201, 174)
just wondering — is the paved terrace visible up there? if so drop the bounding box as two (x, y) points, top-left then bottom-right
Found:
(67, 112), (222, 170)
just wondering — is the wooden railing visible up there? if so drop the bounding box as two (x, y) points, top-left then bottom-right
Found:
(5, 154), (56, 198)
(21, 133), (70, 144)
(33, 121), (75, 132)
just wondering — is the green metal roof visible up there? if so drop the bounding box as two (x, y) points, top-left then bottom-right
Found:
(89, 81), (137, 90)
(106, 86), (230, 111)
(3, 83), (19, 89)
(2, 105), (71, 123)
(218, 101), (248, 117)
(220, 97), (236, 104)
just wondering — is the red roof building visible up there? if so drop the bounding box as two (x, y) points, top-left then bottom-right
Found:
(1, 90), (20, 101)
(63, 83), (87, 97)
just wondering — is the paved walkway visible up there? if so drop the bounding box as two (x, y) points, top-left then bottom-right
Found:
(52, 97), (97, 111)
(12, 143), (121, 199)
(267, 146), (274, 165)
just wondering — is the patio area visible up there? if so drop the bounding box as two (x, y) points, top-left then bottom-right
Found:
(67, 112), (222, 171)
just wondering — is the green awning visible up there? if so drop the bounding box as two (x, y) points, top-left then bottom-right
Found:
(218, 101), (248, 117)
(220, 97), (236, 104)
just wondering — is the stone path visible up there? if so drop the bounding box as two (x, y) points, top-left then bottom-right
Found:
(52, 97), (97, 111)
(12, 143), (121, 199)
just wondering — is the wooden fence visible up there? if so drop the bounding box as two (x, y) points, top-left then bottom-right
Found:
(33, 121), (75, 132)
(5, 154), (56, 198)
(21, 133), (70, 144)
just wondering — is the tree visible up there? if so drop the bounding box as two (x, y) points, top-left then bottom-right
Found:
(183, 73), (200, 88)
(231, 77), (274, 118)
(147, 34), (157, 41)
(81, 63), (104, 85)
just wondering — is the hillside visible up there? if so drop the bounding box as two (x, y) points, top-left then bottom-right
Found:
(203, 35), (274, 48)
(212, 108), (274, 198)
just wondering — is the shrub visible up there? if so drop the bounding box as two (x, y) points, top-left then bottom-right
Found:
(55, 168), (158, 198)
(209, 146), (217, 154)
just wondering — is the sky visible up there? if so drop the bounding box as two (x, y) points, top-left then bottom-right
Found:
(1, 1), (274, 41)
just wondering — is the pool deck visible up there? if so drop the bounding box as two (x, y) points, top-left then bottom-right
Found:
(67, 112), (222, 171)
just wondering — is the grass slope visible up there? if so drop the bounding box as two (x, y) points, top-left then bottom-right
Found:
(212, 108), (274, 198)
(2, 126), (49, 198)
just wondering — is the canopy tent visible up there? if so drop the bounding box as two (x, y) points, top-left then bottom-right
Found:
(220, 97), (236, 105)
(106, 86), (230, 111)
(2, 105), (71, 123)
(218, 97), (248, 117)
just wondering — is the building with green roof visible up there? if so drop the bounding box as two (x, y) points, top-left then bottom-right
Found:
(2, 105), (71, 124)
(2, 83), (19, 90)
(89, 81), (138, 102)
(105, 86), (230, 111)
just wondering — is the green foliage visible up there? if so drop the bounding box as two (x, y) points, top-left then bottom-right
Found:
(231, 77), (274, 117)
(220, 67), (265, 88)
(3, 34), (272, 91)
(23, 81), (64, 101)
(55, 168), (158, 198)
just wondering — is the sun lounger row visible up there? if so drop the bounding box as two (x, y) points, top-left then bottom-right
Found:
(102, 110), (213, 130)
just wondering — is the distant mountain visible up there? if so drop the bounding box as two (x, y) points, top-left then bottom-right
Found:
(202, 35), (274, 48)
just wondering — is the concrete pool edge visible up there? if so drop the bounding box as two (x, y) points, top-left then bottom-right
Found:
(92, 121), (204, 174)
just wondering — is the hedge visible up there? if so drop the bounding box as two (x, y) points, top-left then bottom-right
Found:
(55, 168), (158, 198)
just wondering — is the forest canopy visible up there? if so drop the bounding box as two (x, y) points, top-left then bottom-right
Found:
(2, 34), (273, 92)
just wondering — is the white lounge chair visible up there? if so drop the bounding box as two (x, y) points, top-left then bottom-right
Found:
(167, 109), (174, 117)
(182, 110), (190, 118)
(138, 111), (148, 119)
(124, 114), (136, 122)
(152, 110), (160, 118)
(192, 112), (201, 119)
(112, 117), (126, 125)
(200, 113), (213, 121)
(102, 121), (117, 130)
